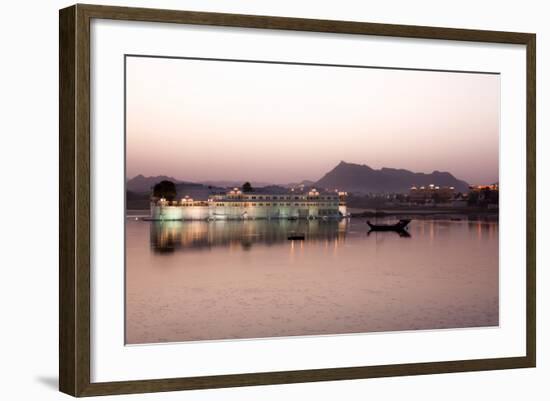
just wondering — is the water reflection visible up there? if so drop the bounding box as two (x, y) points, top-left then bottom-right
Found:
(367, 229), (411, 238)
(146, 217), (501, 254)
(147, 217), (501, 253)
(150, 219), (349, 253)
(126, 216), (499, 344)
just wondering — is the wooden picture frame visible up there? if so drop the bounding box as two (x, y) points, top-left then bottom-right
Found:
(59, 3), (536, 397)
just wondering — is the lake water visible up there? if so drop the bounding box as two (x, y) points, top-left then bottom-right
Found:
(125, 216), (498, 344)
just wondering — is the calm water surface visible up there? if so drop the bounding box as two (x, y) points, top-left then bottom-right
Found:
(125, 217), (498, 344)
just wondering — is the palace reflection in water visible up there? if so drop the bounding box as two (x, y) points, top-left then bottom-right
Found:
(149, 219), (349, 253)
(126, 217), (499, 344)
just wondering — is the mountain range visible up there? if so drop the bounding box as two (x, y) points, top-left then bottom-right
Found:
(316, 161), (469, 193)
(127, 175), (280, 193)
(127, 161), (470, 196)
(126, 174), (183, 192)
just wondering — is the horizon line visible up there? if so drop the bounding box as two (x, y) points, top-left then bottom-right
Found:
(126, 160), (481, 184)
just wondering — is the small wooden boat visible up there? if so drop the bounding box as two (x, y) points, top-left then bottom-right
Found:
(287, 233), (305, 240)
(367, 219), (411, 231)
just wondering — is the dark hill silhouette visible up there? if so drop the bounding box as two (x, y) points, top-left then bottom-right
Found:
(126, 174), (183, 193)
(315, 161), (469, 194)
(126, 175), (226, 209)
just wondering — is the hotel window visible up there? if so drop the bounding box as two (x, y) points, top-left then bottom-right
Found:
(251, 196), (256, 199)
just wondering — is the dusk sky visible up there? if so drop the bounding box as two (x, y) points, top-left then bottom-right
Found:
(126, 56), (500, 185)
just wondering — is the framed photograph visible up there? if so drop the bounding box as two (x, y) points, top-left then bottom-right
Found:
(59, 4), (536, 397)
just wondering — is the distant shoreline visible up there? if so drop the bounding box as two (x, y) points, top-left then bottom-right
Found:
(126, 207), (498, 221)
(348, 207), (498, 219)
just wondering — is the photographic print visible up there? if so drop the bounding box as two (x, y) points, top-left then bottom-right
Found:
(125, 55), (499, 345)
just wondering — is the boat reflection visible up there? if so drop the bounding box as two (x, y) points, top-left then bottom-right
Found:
(367, 229), (411, 238)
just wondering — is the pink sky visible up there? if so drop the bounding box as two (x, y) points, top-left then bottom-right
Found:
(126, 56), (499, 185)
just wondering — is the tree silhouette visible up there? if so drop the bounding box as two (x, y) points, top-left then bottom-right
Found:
(242, 182), (253, 193)
(153, 180), (177, 201)
(467, 191), (479, 206)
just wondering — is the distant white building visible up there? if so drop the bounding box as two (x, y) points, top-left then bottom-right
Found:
(150, 188), (348, 221)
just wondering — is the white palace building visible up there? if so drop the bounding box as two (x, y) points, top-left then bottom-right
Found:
(150, 188), (348, 221)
